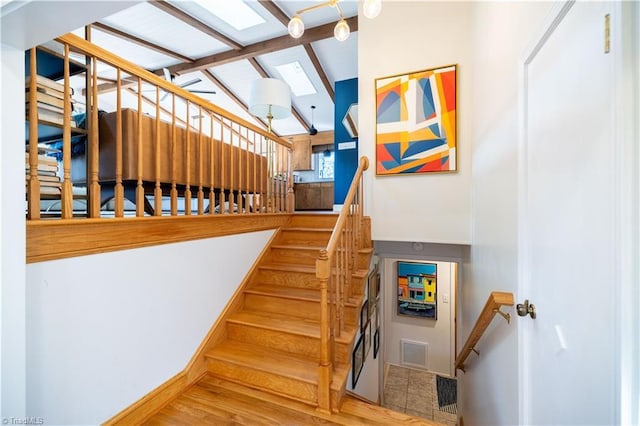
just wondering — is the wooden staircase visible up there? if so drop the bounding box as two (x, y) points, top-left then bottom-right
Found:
(203, 213), (373, 411)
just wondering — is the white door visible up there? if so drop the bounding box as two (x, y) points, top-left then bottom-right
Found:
(519, 1), (617, 425)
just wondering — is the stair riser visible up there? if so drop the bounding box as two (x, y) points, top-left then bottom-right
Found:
(289, 215), (338, 228)
(257, 269), (319, 289)
(269, 247), (321, 266)
(244, 293), (320, 321)
(276, 230), (331, 246)
(244, 293), (359, 326)
(207, 359), (318, 404)
(226, 323), (351, 365)
(349, 275), (367, 297)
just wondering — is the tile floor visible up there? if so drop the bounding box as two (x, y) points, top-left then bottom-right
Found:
(381, 364), (457, 426)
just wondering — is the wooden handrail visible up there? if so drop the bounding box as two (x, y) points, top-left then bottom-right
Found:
(57, 33), (291, 149)
(315, 155), (369, 413)
(27, 35), (295, 219)
(324, 156), (369, 257)
(455, 291), (514, 372)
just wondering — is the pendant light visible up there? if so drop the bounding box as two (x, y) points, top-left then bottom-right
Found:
(309, 105), (318, 136)
(286, 0), (380, 42)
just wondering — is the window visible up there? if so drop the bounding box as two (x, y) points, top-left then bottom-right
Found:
(315, 150), (334, 180)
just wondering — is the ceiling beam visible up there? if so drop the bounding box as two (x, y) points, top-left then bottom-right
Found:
(165, 16), (358, 76)
(148, 0), (243, 50)
(91, 22), (193, 63)
(258, 0), (291, 27)
(248, 58), (310, 133)
(303, 44), (334, 102)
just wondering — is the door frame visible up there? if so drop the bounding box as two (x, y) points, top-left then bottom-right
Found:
(517, 1), (639, 424)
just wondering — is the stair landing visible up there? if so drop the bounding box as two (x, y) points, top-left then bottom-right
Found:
(143, 375), (442, 425)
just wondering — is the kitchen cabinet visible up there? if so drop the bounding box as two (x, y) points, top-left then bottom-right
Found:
(295, 182), (333, 210)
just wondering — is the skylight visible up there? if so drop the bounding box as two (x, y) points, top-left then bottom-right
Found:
(193, 0), (265, 31)
(274, 62), (317, 97)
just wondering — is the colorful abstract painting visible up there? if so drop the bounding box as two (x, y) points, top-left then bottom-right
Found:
(397, 261), (437, 319)
(376, 65), (457, 175)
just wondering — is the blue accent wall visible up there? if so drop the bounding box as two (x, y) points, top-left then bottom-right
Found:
(334, 78), (358, 205)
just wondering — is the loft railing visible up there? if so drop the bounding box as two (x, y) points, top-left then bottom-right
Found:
(455, 291), (514, 372)
(315, 156), (369, 412)
(26, 33), (293, 220)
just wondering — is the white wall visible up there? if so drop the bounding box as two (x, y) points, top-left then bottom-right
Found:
(0, 43), (27, 418)
(0, 0), (141, 417)
(382, 258), (455, 377)
(347, 259), (381, 403)
(358, 1), (472, 245)
(461, 2), (552, 425)
(25, 230), (273, 424)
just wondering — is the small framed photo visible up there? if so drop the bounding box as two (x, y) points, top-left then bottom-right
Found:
(352, 334), (364, 387)
(364, 320), (372, 358)
(373, 327), (380, 359)
(360, 300), (369, 331)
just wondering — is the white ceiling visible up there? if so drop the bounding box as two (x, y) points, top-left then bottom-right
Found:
(64, 0), (360, 137)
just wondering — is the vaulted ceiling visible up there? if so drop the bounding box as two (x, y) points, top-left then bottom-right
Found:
(53, 0), (360, 137)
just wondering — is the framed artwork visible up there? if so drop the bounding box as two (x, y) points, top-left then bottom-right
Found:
(397, 261), (437, 319)
(360, 300), (369, 331)
(373, 327), (380, 359)
(364, 320), (372, 358)
(368, 268), (377, 310)
(352, 334), (364, 387)
(375, 65), (457, 175)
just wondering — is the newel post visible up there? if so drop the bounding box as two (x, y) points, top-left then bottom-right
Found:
(286, 147), (295, 213)
(316, 249), (332, 413)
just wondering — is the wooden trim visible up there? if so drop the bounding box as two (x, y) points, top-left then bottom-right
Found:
(183, 229), (283, 384)
(455, 291), (515, 371)
(258, 0), (291, 27)
(27, 214), (291, 263)
(148, 0), (243, 50)
(166, 16), (358, 75)
(103, 371), (189, 425)
(303, 44), (335, 102)
(55, 33), (291, 149)
(91, 22), (193, 63)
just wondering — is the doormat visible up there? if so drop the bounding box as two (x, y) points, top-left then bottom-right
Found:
(436, 375), (457, 414)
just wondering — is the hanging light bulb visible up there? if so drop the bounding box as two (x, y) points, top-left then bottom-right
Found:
(363, 0), (382, 19)
(334, 19), (350, 42)
(288, 15), (305, 38)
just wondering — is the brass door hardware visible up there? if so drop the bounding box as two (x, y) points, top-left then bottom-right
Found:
(517, 299), (536, 319)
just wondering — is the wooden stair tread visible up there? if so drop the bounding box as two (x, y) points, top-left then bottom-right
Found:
(228, 311), (320, 337)
(259, 263), (316, 273)
(271, 243), (325, 251)
(246, 283), (361, 307)
(340, 396), (442, 425)
(146, 376), (438, 426)
(207, 341), (318, 384)
(207, 341), (348, 390)
(260, 263), (370, 277)
(282, 227), (334, 232)
(245, 284), (321, 301)
(228, 310), (355, 344)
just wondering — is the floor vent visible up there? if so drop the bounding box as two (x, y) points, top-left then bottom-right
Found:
(400, 339), (428, 369)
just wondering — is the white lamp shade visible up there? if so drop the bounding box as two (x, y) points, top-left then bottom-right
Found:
(248, 78), (292, 119)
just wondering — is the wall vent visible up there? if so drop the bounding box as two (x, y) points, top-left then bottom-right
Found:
(400, 339), (428, 369)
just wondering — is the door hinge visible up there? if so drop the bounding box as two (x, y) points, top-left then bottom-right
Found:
(604, 14), (610, 54)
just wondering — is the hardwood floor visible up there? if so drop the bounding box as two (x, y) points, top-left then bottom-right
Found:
(144, 375), (442, 425)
